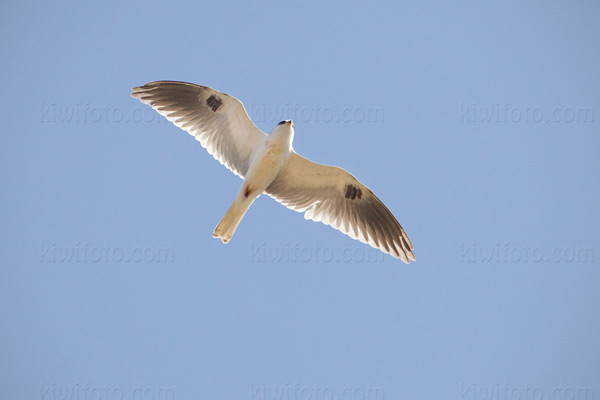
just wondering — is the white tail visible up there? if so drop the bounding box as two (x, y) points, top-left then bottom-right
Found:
(212, 196), (252, 243)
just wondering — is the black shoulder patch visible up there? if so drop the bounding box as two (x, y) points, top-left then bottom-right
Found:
(206, 95), (223, 112)
(344, 184), (362, 200)
(244, 185), (253, 198)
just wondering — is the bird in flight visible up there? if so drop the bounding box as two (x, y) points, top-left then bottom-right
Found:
(131, 81), (415, 262)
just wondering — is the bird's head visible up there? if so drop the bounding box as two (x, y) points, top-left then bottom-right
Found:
(270, 120), (294, 150)
(273, 120), (293, 131)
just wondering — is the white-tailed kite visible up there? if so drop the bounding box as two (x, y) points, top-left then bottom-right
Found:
(131, 81), (415, 262)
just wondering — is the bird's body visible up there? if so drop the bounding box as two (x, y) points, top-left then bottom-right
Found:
(213, 121), (294, 243)
(131, 81), (416, 262)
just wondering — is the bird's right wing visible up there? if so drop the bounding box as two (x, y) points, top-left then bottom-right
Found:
(265, 152), (415, 262)
(131, 81), (266, 178)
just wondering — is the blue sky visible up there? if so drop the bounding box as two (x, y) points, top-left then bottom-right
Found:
(2, 1), (599, 399)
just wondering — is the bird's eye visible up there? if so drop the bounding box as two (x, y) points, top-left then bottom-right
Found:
(277, 120), (286, 125)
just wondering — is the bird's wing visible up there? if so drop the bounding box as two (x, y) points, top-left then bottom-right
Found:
(265, 152), (415, 262)
(131, 81), (266, 178)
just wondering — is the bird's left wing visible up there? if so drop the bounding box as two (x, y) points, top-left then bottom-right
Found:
(265, 153), (415, 262)
(131, 81), (266, 178)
